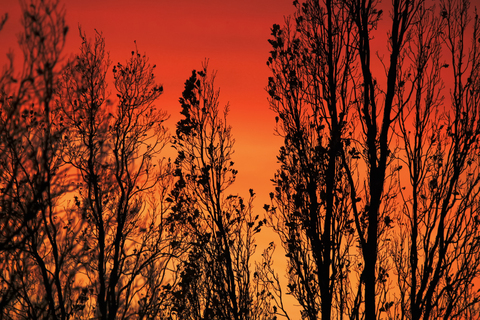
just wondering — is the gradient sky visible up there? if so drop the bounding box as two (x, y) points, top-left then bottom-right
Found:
(1, 3), (299, 310)
(5, 1), (469, 316)
(1, 0), (294, 208)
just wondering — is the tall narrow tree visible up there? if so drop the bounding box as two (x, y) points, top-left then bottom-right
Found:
(168, 65), (265, 320)
(393, 0), (480, 318)
(59, 31), (175, 319)
(0, 1), (74, 318)
(265, 0), (358, 319)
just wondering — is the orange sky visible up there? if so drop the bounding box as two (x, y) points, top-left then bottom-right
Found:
(0, 3), (299, 310)
(5, 1), (475, 317)
(1, 0), (294, 206)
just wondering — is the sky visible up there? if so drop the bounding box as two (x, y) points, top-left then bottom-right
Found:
(5, 0), (479, 317)
(1, 0), (293, 209)
(1, 0), (299, 309)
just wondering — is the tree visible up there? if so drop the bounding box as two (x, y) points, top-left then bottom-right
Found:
(167, 64), (266, 320)
(0, 1), (179, 317)
(392, 0), (480, 319)
(59, 30), (177, 319)
(265, 0), (358, 319)
(341, 0), (418, 316)
(265, 0), (480, 319)
(0, 1), (75, 318)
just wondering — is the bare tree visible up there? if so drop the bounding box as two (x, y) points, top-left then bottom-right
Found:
(167, 64), (266, 320)
(266, 0), (440, 318)
(392, 0), (480, 319)
(265, 0), (359, 319)
(0, 1), (76, 319)
(59, 29), (176, 319)
(340, 0), (425, 317)
(0, 4), (180, 315)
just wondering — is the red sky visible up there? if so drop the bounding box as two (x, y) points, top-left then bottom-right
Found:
(1, 2), (298, 310)
(1, 0), (293, 207)
(6, 0), (480, 317)
(5, 1), (466, 316)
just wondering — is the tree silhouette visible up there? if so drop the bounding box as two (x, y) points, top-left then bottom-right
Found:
(0, 1), (74, 318)
(167, 64), (267, 320)
(265, 0), (357, 319)
(392, 0), (480, 318)
(266, 0), (480, 319)
(2, 0), (480, 319)
(59, 30), (176, 319)
(0, 1), (177, 318)
(342, 0), (417, 316)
